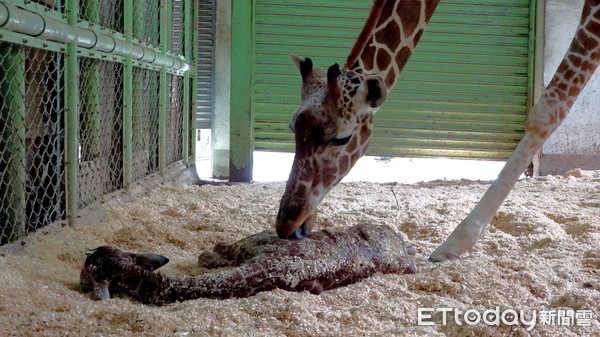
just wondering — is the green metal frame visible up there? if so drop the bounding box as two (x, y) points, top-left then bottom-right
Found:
(182, 0), (191, 164)
(158, 0), (170, 172)
(123, 0), (133, 190)
(0, 0), (197, 231)
(65, 0), (79, 227)
(229, 0), (254, 182)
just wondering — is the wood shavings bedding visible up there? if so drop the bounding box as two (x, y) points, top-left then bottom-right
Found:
(0, 169), (598, 336)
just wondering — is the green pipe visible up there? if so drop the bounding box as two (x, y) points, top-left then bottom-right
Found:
(158, 0), (168, 171)
(64, 0), (79, 227)
(0, 1), (188, 72)
(123, 0), (133, 190)
(182, 0), (191, 164)
(0, 44), (26, 244)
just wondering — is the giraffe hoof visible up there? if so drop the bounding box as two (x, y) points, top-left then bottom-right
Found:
(427, 251), (460, 263)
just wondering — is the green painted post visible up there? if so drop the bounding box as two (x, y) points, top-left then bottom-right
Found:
(65, 0), (79, 227)
(229, 0), (254, 182)
(182, 0), (191, 164)
(123, 0), (133, 190)
(0, 45), (26, 244)
(190, 0), (199, 160)
(80, 1), (100, 168)
(158, 0), (169, 171)
(132, 0), (146, 180)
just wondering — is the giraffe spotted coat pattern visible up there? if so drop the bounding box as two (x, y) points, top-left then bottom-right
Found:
(276, 0), (600, 262)
(80, 224), (416, 305)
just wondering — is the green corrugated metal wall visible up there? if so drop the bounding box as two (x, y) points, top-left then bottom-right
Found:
(197, 0), (214, 129)
(253, 0), (535, 160)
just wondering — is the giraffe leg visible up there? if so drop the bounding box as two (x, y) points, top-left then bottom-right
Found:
(428, 132), (536, 262)
(429, 0), (600, 262)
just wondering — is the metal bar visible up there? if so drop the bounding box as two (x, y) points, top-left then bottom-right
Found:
(190, 0), (199, 161)
(159, 0), (168, 171)
(0, 0), (188, 72)
(0, 44), (26, 244)
(229, 0), (254, 181)
(80, 0), (100, 174)
(64, 0), (79, 227)
(123, 0), (133, 190)
(182, 0), (191, 164)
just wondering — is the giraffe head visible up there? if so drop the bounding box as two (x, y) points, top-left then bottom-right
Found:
(275, 55), (387, 239)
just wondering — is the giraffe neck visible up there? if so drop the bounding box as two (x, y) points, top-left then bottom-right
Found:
(528, 0), (600, 139)
(345, 0), (440, 92)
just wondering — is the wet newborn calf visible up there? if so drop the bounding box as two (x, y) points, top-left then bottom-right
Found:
(80, 224), (416, 305)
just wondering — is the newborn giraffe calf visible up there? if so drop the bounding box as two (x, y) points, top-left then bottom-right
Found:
(80, 224), (416, 305)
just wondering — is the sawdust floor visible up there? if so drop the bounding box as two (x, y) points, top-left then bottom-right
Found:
(0, 169), (599, 336)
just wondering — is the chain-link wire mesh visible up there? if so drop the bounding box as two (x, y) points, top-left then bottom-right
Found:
(78, 59), (124, 209)
(1, 44), (65, 245)
(80, 0), (124, 33)
(0, 1), (196, 246)
(168, 74), (184, 164)
(132, 67), (161, 181)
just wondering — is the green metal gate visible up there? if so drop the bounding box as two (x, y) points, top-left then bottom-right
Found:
(253, 0), (536, 160)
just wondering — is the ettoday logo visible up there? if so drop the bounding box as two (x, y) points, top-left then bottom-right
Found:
(417, 307), (595, 331)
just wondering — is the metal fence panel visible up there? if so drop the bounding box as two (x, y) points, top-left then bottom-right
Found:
(0, 0), (197, 246)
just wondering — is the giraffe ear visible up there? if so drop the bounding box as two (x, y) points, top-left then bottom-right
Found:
(364, 75), (387, 108)
(125, 252), (170, 271)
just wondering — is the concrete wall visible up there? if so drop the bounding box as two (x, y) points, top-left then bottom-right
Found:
(541, 0), (600, 174)
(211, 0), (231, 178)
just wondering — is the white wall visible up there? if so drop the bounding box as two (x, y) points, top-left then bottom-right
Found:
(541, 0), (600, 174)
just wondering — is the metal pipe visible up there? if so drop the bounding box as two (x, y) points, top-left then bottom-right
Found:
(190, 0), (199, 160)
(158, 0), (169, 171)
(182, 0), (191, 164)
(0, 1), (188, 72)
(123, 0), (133, 190)
(64, 0), (79, 228)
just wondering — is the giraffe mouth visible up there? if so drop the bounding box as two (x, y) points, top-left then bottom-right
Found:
(276, 206), (317, 239)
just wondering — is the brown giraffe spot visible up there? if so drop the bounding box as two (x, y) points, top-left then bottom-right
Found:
(385, 71), (396, 88)
(339, 155), (350, 175)
(376, 21), (401, 52)
(346, 136), (358, 154)
(396, 0), (422, 37)
(563, 69), (576, 81)
(362, 45), (376, 70)
(569, 86), (581, 97)
(376, 49), (392, 71)
(395, 47), (412, 73)
(571, 39), (590, 58)
(581, 60), (596, 72)
(359, 124), (371, 141)
(350, 151), (360, 166)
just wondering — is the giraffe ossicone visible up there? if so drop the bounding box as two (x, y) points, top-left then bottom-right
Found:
(276, 0), (600, 262)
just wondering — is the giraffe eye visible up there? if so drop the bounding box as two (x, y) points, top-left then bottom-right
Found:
(331, 135), (352, 146)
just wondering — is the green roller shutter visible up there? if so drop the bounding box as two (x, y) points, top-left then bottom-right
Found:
(197, 0), (215, 129)
(253, 0), (535, 160)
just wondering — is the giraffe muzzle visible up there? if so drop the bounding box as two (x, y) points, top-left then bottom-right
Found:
(275, 204), (317, 239)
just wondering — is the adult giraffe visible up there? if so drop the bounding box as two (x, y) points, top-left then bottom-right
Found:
(275, 0), (600, 262)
